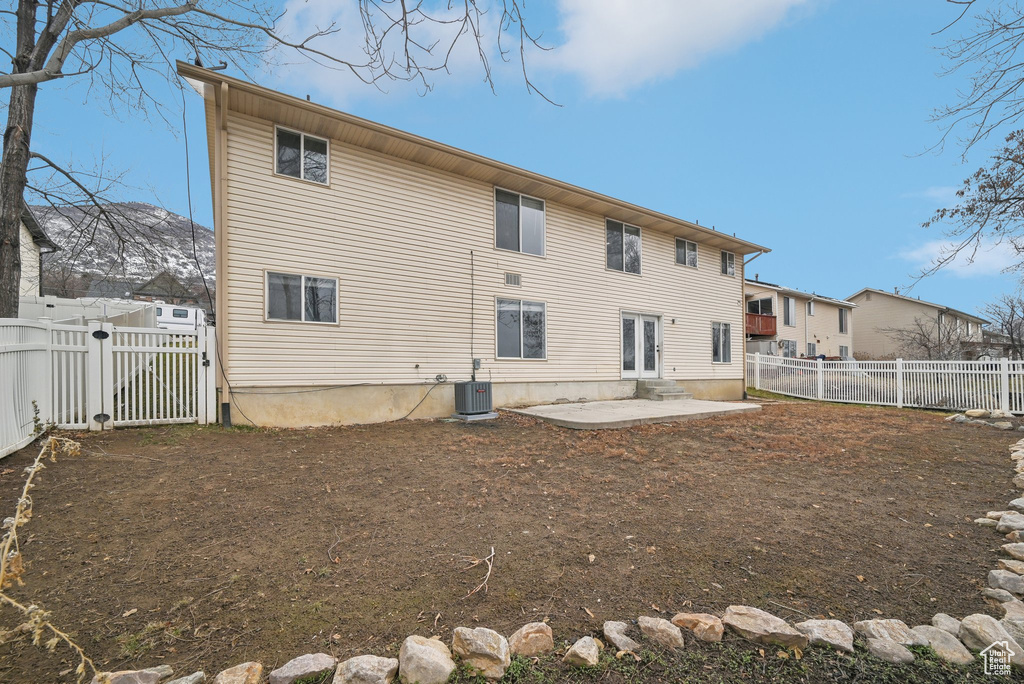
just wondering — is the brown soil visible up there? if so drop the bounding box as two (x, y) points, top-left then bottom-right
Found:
(0, 401), (1017, 681)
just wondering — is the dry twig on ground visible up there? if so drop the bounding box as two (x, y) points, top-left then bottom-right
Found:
(460, 547), (496, 599)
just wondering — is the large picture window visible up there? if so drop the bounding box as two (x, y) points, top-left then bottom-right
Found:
(495, 190), (545, 256)
(712, 322), (732, 363)
(275, 127), (329, 184)
(747, 297), (773, 315)
(606, 220), (641, 274)
(497, 298), (546, 359)
(266, 271), (337, 323)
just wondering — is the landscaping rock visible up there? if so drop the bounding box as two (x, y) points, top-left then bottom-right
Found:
(976, 517), (1000, 527)
(166, 674), (205, 684)
(722, 605), (808, 649)
(1003, 619), (1024, 647)
(1008, 531), (1024, 543)
(1001, 600), (1024, 621)
(995, 422), (1015, 431)
(508, 622), (554, 657)
(866, 638), (914, 664)
(213, 663), (262, 684)
(1015, 473), (1024, 489)
(999, 512), (1024, 533)
(1000, 559), (1024, 575)
(671, 613), (723, 643)
(333, 655), (398, 684)
(269, 654), (336, 684)
(959, 614), (1024, 668)
(398, 636), (456, 684)
(638, 616), (685, 649)
(989, 511), (1014, 519)
(603, 621), (640, 652)
(452, 627), (510, 680)
(991, 569), (1024, 595)
(944, 414), (962, 421)
(853, 619), (928, 646)
(931, 613), (962, 636)
(793, 619), (854, 653)
(985, 587), (1017, 604)
(563, 636), (600, 667)
(966, 409), (991, 418)
(1003, 543), (1024, 561)
(92, 666), (173, 684)
(911, 626), (973, 665)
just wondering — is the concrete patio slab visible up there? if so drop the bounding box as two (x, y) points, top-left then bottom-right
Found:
(510, 398), (761, 430)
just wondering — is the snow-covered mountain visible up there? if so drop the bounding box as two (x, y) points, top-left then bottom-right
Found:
(33, 202), (215, 300)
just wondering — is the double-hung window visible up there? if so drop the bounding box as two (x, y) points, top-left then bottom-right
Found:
(275, 127), (329, 184)
(780, 339), (797, 358)
(606, 220), (641, 274)
(497, 298), (546, 359)
(783, 296), (796, 326)
(838, 308), (849, 334)
(675, 239), (698, 268)
(720, 251), (735, 276)
(495, 190), (545, 256)
(266, 271), (338, 323)
(806, 342), (817, 357)
(839, 345), (850, 358)
(807, 300), (815, 316)
(712, 322), (732, 363)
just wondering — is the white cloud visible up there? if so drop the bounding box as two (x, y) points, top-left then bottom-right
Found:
(548, 0), (813, 97)
(899, 238), (1019, 278)
(902, 186), (961, 204)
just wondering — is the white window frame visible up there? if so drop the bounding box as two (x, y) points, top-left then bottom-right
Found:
(747, 297), (774, 315)
(273, 125), (330, 185)
(967, 321), (973, 336)
(494, 187), (546, 257)
(806, 342), (817, 357)
(839, 345), (850, 358)
(605, 219), (643, 275)
(495, 297), (547, 360)
(783, 296), (796, 327)
(720, 251), (736, 276)
(780, 339), (797, 358)
(838, 308), (849, 334)
(264, 270), (339, 325)
(807, 300), (815, 316)
(712, 321), (732, 364)
(675, 238), (698, 268)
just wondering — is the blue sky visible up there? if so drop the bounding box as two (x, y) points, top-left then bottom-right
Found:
(33, 0), (1021, 314)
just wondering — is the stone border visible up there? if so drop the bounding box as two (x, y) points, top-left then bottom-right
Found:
(94, 421), (1024, 683)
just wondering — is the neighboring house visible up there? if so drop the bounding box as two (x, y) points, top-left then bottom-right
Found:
(179, 63), (770, 427)
(135, 270), (203, 307)
(847, 288), (988, 360)
(18, 204), (57, 297)
(744, 278), (854, 358)
(963, 328), (1019, 360)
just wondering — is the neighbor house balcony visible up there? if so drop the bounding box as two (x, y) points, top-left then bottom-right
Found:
(746, 312), (777, 336)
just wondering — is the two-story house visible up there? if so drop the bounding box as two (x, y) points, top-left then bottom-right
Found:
(180, 63), (770, 427)
(744, 278), (854, 358)
(847, 288), (988, 360)
(18, 204), (57, 299)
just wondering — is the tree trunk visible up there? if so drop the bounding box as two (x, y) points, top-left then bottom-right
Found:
(0, 81), (38, 317)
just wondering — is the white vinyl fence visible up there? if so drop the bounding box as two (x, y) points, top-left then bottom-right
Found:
(1, 319), (216, 458)
(747, 353), (1024, 414)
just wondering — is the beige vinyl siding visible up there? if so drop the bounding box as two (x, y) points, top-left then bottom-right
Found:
(222, 112), (744, 386)
(849, 291), (982, 358)
(18, 222), (40, 296)
(745, 285), (852, 357)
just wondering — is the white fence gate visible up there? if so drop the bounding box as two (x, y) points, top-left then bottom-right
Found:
(746, 353), (1024, 414)
(2, 319), (216, 458)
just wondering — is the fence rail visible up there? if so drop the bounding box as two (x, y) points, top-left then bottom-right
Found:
(1, 319), (216, 458)
(747, 353), (1021, 413)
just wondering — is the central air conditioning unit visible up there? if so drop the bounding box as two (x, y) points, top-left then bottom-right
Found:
(454, 381), (493, 415)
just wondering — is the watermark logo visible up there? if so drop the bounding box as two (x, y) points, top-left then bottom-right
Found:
(981, 640), (1015, 676)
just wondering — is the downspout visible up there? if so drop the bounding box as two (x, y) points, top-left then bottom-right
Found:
(741, 251), (766, 398)
(215, 80), (231, 424)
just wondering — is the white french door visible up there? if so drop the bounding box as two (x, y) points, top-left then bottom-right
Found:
(621, 313), (660, 379)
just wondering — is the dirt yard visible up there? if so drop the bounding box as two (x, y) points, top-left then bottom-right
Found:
(0, 401), (1017, 681)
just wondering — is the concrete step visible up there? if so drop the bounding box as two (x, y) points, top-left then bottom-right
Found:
(647, 390), (694, 401)
(637, 379), (677, 388)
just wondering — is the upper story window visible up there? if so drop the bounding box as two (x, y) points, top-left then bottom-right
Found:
(839, 308), (849, 334)
(275, 127), (329, 184)
(967, 320), (973, 336)
(606, 220), (641, 274)
(747, 297), (773, 315)
(495, 190), (545, 256)
(675, 239), (698, 268)
(783, 296), (796, 326)
(266, 271), (338, 324)
(807, 300), (815, 316)
(720, 251), (736, 276)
